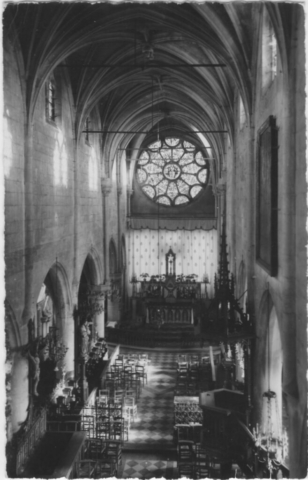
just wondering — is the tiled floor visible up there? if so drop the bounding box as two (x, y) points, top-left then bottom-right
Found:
(121, 453), (177, 479)
(119, 349), (205, 479)
(121, 350), (178, 445)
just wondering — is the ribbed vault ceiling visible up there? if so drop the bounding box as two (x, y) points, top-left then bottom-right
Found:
(5, 3), (262, 175)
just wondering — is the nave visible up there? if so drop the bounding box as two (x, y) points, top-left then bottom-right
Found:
(3, 2), (306, 478)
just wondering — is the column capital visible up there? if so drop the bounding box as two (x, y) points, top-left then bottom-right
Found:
(88, 283), (112, 299)
(127, 188), (134, 196)
(101, 177), (113, 196)
(117, 186), (123, 196)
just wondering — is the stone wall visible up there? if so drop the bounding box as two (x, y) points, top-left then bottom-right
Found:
(227, 6), (307, 477)
(3, 34), (128, 437)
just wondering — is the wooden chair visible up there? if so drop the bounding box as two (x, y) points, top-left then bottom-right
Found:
(124, 396), (137, 423)
(75, 459), (98, 478)
(103, 440), (122, 469)
(194, 444), (211, 479)
(114, 389), (125, 404)
(176, 425), (190, 443)
(105, 378), (116, 395)
(96, 460), (117, 478)
(130, 372), (141, 395)
(178, 361), (188, 372)
(135, 365), (147, 385)
(109, 402), (123, 419)
(112, 417), (129, 442)
(178, 462), (194, 478)
(128, 354), (138, 361)
(178, 440), (195, 463)
(124, 387), (136, 399)
(85, 438), (106, 460)
(81, 415), (95, 438)
(190, 354), (200, 366)
(201, 355), (210, 365)
(97, 394), (108, 407)
(96, 420), (111, 441)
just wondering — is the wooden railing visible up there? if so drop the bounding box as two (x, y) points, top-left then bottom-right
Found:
(16, 408), (47, 476)
(106, 327), (201, 348)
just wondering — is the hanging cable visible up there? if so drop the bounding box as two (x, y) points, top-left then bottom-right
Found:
(158, 202), (160, 275)
(151, 76), (154, 130)
(268, 282), (270, 392)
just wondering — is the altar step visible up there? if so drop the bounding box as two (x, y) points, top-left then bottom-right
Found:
(106, 324), (203, 348)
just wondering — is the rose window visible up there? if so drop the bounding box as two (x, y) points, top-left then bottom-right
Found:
(136, 138), (209, 206)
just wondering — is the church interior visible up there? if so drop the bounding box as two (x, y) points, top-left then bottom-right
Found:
(3, 2), (307, 479)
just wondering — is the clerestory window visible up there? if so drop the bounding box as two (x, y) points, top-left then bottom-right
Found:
(262, 8), (278, 91)
(136, 137), (209, 206)
(46, 78), (56, 122)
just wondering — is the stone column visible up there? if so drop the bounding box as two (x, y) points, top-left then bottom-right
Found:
(88, 284), (111, 339)
(101, 178), (112, 282)
(126, 188), (133, 219)
(62, 312), (75, 380)
(10, 353), (29, 435)
(22, 124), (35, 323)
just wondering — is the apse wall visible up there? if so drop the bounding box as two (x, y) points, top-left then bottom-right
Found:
(127, 228), (217, 297)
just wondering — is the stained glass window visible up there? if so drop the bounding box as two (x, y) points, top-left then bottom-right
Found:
(136, 138), (209, 206)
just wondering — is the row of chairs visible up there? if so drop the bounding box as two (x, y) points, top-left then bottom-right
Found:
(75, 459), (116, 478)
(81, 413), (129, 442)
(177, 441), (214, 479)
(116, 353), (149, 364)
(84, 438), (122, 467)
(175, 366), (201, 396)
(103, 371), (143, 399)
(96, 390), (138, 425)
(177, 354), (211, 367)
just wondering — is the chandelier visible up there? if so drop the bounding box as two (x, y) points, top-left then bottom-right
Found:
(253, 390), (288, 475)
(39, 326), (68, 365)
(253, 285), (288, 476)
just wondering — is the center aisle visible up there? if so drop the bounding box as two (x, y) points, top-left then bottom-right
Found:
(124, 351), (178, 445)
(119, 350), (179, 478)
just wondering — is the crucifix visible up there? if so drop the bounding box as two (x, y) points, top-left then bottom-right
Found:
(165, 247), (176, 276)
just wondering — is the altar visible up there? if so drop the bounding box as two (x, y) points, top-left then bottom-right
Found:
(134, 247), (206, 325)
(146, 303), (194, 324)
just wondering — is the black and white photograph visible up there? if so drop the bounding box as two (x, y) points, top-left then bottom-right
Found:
(2, 1), (307, 478)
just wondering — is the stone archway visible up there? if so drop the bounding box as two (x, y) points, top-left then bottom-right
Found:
(37, 261), (73, 381)
(78, 252), (102, 331)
